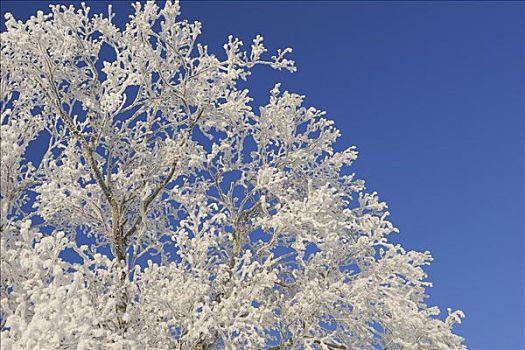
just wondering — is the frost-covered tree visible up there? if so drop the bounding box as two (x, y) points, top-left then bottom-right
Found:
(0, 1), (465, 349)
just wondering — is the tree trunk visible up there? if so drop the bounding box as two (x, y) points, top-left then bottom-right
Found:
(111, 205), (128, 330)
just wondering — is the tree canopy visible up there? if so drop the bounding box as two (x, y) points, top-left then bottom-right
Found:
(0, 1), (465, 349)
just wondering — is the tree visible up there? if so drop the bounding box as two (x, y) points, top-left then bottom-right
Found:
(0, 1), (465, 349)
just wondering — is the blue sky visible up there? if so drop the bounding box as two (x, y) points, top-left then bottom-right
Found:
(2, 1), (524, 349)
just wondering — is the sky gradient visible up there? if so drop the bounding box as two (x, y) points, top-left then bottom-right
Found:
(1, 1), (524, 349)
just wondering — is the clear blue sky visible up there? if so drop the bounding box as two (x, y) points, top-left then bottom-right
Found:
(2, 1), (524, 349)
